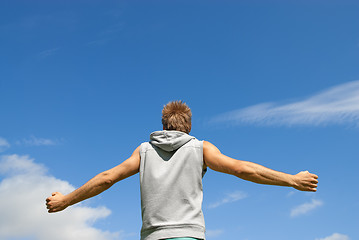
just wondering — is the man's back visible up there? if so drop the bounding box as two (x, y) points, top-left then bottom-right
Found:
(139, 130), (206, 240)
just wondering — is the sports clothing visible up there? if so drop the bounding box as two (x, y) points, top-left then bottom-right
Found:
(139, 130), (207, 240)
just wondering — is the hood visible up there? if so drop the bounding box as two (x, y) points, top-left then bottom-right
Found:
(150, 130), (195, 152)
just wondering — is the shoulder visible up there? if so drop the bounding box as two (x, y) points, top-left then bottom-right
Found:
(184, 137), (202, 149)
(203, 140), (211, 148)
(139, 142), (152, 153)
(203, 140), (221, 153)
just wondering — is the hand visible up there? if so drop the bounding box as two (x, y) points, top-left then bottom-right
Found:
(293, 171), (318, 192)
(46, 192), (69, 213)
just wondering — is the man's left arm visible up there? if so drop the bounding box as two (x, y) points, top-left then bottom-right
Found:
(203, 141), (318, 192)
(46, 146), (141, 213)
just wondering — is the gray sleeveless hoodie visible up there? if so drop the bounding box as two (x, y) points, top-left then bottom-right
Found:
(139, 130), (206, 240)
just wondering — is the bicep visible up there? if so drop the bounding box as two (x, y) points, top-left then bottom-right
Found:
(105, 146), (141, 183)
(203, 141), (241, 175)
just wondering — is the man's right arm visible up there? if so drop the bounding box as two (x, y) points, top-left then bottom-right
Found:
(46, 146), (141, 213)
(203, 141), (318, 191)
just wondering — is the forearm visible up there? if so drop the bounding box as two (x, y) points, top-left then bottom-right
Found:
(64, 172), (113, 207)
(236, 161), (295, 187)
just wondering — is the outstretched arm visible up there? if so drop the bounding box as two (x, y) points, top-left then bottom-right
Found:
(46, 146), (141, 213)
(203, 141), (318, 191)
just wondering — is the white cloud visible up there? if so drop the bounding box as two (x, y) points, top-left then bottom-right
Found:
(315, 233), (350, 240)
(87, 22), (124, 46)
(0, 154), (123, 240)
(0, 154), (46, 175)
(206, 229), (224, 238)
(101, 22), (125, 36)
(211, 80), (359, 127)
(16, 135), (59, 146)
(286, 191), (296, 197)
(290, 199), (323, 217)
(0, 137), (10, 152)
(38, 47), (59, 58)
(208, 191), (247, 209)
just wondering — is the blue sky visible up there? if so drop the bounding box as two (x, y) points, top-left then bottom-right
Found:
(0, 1), (358, 240)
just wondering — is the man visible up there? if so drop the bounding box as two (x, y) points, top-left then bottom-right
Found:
(46, 101), (318, 240)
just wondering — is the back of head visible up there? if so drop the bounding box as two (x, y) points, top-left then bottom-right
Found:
(162, 100), (192, 134)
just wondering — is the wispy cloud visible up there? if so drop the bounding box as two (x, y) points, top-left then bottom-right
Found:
(16, 136), (60, 146)
(290, 199), (323, 217)
(38, 47), (59, 58)
(100, 22), (125, 36)
(0, 137), (10, 152)
(211, 80), (359, 127)
(87, 38), (111, 46)
(87, 22), (125, 46)
(0, 154), (123, 240)
(315, 233), (350, 240)
(286, 191), (296, 197)
(206, 229), (224, 238)
(208, 191), (247, 209)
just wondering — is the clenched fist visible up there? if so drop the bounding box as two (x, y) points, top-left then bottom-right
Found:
(46, 192), (69, 213)
(293, 171), (318, 192)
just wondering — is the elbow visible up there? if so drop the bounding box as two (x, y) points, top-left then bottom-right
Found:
(104, 178), (114, 187)
(234, 161), (254, 179)
(99, 172), (115, 187)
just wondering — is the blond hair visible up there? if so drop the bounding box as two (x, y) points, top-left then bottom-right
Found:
(162, 100), (192, 133)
